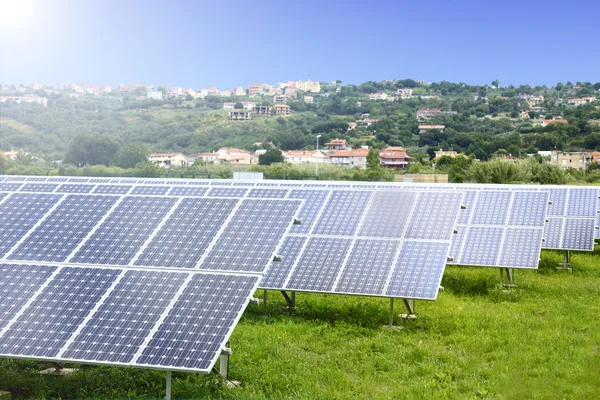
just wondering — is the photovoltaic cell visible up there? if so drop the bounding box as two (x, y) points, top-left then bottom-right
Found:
(562, 218), (596, 250)
(259, 236), (307, 289)
(61, 270), (187, 363)
(405, 192), (463, 240)
(499, 228), (543, 268)
(458, 227), (504, 266)
(448, 227), (466, 262)
(93, 185), (131, 195)
(166, 186), (208, 197)
(288, 189), (329, 234)
(206, 187), (248, 197)
(509, 192), (548, 226)
(26, 177), (47, 182)
(286, 238), (352, 292)
(547, 189), (567, 216)
(456, 191), (478, 224)
(0, 183), (22, 191)
(0, 264), (56, 330)
(385, 241), (449, 300)
(247, 188), (288, 198)
(335, 239), (400, 295)
(68, 178), (90, 183)
(134, 198), (237, 268)
(8, 195), (119, 262)
(19, 183), (58, 193)
(199, 199), (300, 272)
(56, 184), (95, 194)
(0, 193), (62, 257)
(131, 186), (170, 196)
(469, 191), (511, 225)
(136, 273), (259, 370)
(312, 191), (371, 236)
(566, 188), (597, 217)
(543, 218), (563, 249)
(45, 177), (68, 182)
(358, 191), (416, 238)
(0, 267), (120, 358)
(71, 197), (177, 265)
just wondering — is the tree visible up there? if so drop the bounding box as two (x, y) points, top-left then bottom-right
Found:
(0, 152), (6, 172)
(366, 148), (381, 169)
(259, 149), (284, 165)
(65, 135), (119, 166)
(115, 143), (151, 169)
(492, 79), (500, 88)
(234, 102), (244, 109)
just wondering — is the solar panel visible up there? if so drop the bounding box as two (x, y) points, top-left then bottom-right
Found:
(312, 191), (372, 236)
(206, 187), (248, 197)
(93, 185), (132, 195)
(56, 184), (95, 194)
(0, 183), (22, 191)
(20, 183), (58, 193)
(0, 185), (301, 373)
(167, 186), (208, 197)
(131, 186), (170, 196)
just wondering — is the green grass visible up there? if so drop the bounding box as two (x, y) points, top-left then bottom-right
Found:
(1, 249), (600, 399)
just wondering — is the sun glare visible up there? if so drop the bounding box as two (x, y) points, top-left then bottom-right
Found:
(0, 0), (36, 28)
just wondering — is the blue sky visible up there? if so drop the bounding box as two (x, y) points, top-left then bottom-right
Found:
(1, 0), (598, 88)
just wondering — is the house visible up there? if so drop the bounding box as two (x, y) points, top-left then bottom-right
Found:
(0, 95), (48, 107)
(304, 95), (313, 103)
(248, 84), (263, 95)
(273, 104), (291, 115)
(521, 94), (545, 107)
(324, 139), (347, 151)
(549, 150), (593, 171)
(235, 86), (246, 96)
(285, 87), (297, 96)
(368, 93), (388, 101)
(418, 125), (446, 134)
(186, 152), (220, 165)
(216, 148), (256, 165)
(229, 111), (252, 120)
(295, 80), (321, 93)
(148, 153), (188, 168)
(252, 105), (273, 116)
(274, 95), (289, 103)
(329, 148), (369, 169)
(540, 119), (568, 127)
(242, 101), (256, 110)
(356, 118), (379, 127)
(147, 91), (163, 100)
(283, 150), (328, 164)
(380, 146), (410, 169)
(396, 88), (413, 99)
(223, 102), (236, 110)
(416, 108), (442, 120)
(434, 149), (459, 160)
(568, 97), (597, 106)
(118, 84), (146, 92)
(220, 90), (232, 97)
(347, 122), (358, 131)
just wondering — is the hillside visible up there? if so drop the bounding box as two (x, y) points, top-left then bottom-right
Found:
(1, 80), (600, 162)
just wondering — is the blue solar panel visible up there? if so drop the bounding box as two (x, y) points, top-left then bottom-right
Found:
(134, 198), (237, 268)
(26, 177), (47, 182)
(247, 188), (288, 198)
(136, 273), (259, 370)
(93, 185), (132, 195)
(359, 191), (416, 238)
(458, 227), (504, 266)
(469, 191), (511, 225)
(199, 199), (301, 272)
(385, 241), (449, 300)
(405, 192), (464, 240)
(0, 194), (62, 257)
(110, 179), (140, 184)
(566, 188), (598, 217)
(547, 189), (567, 216)
(0, 267), (120, 358)
(167, 186), (208, 197)
(448, 226), (466, 262)
(130, 186), (170, 196)
(61, 270), (187, 364)
(8, 195), (119, 262)
(543, 218), (563, 249)
(312, 191), (372, 236)
(0, 264), (57, 330)
(499, 228), (543, 268)
(335, 239), (400, 295)
(19, 183), (58, 193)
(87, 178), (110, 183)
(562, 218), (596, 250)
(45, 177), (69, 182)
(259, 236), (307, 289)
(56, 184), (95, 194)
(210, 181), (233, 186)
(509, 192), (548, 226)
(286, 238), (352, 292)
(187, 181), (210, 185)
(456, 191), (478, 224)
(70, 197), (177, 265)
(0, 183), (22, 191)
(3, 177), (24, 182)
(206, 187), (248, 197)
(288, 189), (329, 234)
(67, 178), (91, 183)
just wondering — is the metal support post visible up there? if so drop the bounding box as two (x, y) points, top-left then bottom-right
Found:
(291, 291), (296, 307)
(263, 290), (267, 314)
(220, 347), (232, 380)
(400, 299), (417, 319)
(389, 298), (394, 327)
(165, 370), (172, 400)
(280, 291), (295, 308)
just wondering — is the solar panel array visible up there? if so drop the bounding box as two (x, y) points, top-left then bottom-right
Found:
(0, 181), (302, 372)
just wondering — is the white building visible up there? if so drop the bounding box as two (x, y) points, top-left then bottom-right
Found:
(148, 153), (188, 168)
(283, 150), (328, 164)
(147, 91), (163, 100)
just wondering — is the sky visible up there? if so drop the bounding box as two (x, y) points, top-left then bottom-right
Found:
(0, 0), (599, 88)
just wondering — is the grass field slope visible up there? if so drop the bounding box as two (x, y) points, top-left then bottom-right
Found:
(0, 249), (599, 399)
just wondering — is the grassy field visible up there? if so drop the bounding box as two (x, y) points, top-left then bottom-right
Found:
(1, 249), (599, 399)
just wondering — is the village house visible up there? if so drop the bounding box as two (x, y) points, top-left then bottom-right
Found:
(328, 148), (369, 169)
(304, 95), (313, 103)
(283, 150), (328, 164)
(416, 108), (443, 120)
(434, 149), (459, 160)
(223, 102), (236, 110)
(148, 153), (188, 168)
(235, 87), (246, 96)
(248, 84), (263, 95)
(147, 91), (163, 100)
(539, 119), (568, 127)
(216, 147), (256, 165)
(242, 101), (256, 110)
(368, 93), (388, 101)
(396, 88), (413, 99)
(252, 105), (273, 116)
(0, 95), (48, 107)
(568, 97), (597, 106)
(324, 139), (347, 151)
(274, 95), (289, 103)
(549, 150), (593, 171)
(380, 146), (410, 169)
(273, 104), (291, 115)
(229, 111), (252, 120)
(418, 125), (446, 134)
